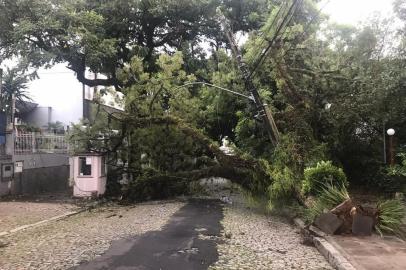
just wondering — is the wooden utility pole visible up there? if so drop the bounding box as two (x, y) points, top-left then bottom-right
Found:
(219, 13), (280, 146)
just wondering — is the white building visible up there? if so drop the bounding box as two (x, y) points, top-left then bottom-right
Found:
(22, 63), (123, 130)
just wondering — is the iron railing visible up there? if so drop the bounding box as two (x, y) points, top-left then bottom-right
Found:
(14, 132), (68, 154)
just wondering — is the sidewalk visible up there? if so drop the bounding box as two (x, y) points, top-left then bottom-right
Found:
(329, 235), (406, 270)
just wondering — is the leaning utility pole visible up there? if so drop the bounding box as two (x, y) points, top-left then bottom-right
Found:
(218, 12), (280, 146)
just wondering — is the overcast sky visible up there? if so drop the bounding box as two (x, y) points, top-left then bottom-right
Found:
(15, 0), (399, 107)
(322, 0), (395, 25)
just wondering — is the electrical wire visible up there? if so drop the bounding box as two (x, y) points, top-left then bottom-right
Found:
(250, 1), (289, 66)
(278, 0), (331, 62)
(248, 0), (302, 80)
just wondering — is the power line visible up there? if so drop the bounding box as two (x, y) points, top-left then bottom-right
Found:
(278, 0), (331, 62)
(273, 0), (304, 50)
(250, 2), (290, 66)
(173, 82), (254, 101)
(248, 0), (302, 80)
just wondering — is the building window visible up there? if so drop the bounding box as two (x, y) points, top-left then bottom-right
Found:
(101, 156), (106, 176)
(79, 157), (92, 176)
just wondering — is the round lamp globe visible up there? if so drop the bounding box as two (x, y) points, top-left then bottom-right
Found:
(387, 128), (395, 136)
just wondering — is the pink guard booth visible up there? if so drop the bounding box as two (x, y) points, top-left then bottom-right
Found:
(71, 153), (107, 197)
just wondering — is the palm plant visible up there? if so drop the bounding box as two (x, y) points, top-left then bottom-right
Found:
(1, 67), (32, 115)
(304, 183), (350, 223)
(376, 199), (405, 237)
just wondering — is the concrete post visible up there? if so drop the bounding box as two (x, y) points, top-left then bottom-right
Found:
(5, 131), (14, 155)
(32, 132), (36, 153)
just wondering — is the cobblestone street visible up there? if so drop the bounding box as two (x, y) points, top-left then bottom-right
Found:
(209, 203), (332, 270)
(0, 190), (332, 269)
(0, 196), (79, 232)
(0, 201), (184, 270)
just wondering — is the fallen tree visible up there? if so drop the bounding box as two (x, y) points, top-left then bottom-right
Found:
(122, 116), (272, 201)
(69, 114), (273, 201)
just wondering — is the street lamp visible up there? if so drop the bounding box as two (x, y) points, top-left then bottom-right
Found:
(387, 128), (395, 166)
(387, 128), (395, 136)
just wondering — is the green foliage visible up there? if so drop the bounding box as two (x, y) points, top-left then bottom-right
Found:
(302, 161), (348, 195)
(266, 134), (328, 204)
(376, 199), (406, 236)
(374, 153), (406, 193)
(1, 67), (32, 114)
(47, 121), (64, 133)
(128, 125), (214, 175)
(17, 124), (40, 133)
(242, 190), (270, 215)
(387, 153), (406, 177)
(267, 135), (302, 203)
(304, 183), (350, 223)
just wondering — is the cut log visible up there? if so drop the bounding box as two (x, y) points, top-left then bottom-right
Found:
(352, 213), (374, 236)
(331, 199), (354, 234)
(314, 212), (343, 235)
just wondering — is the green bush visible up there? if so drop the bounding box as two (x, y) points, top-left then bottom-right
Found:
(266, 134), (328, 205)
(376, 199), (405, 236)
(304, 183), (350, 223)
(267, 135), (303, 204)
(302, 161), (348, 195)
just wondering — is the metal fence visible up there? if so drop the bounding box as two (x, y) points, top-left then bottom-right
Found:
(14, 132), (68, 154)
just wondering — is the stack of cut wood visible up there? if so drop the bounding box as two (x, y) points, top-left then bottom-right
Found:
(314, 199), (379, 236)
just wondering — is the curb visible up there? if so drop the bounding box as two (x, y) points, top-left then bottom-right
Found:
(293, 218), (356, 270)
(313, 236), (357, 270)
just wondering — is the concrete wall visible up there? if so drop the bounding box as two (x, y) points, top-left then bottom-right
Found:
(0, 153), (70, 196)
(12, 153), (69, 169)
(19, 165), (69, 194)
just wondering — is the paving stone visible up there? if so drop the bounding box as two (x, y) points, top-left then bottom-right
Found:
(209, 194), (333, 270)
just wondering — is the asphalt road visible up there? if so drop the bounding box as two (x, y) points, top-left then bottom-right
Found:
(74, 199), (224, 270)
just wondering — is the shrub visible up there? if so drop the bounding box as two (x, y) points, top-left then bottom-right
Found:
(302, 161), (348, 195)
(267, 134), (328, 205)
(376, 199), (405, 236)
(304, 183), (350, 223)
(267, 135), (303, 204)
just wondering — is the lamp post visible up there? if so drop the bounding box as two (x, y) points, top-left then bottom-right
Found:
(387, 128), (395, 166)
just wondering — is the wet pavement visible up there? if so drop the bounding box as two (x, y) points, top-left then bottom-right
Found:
(330, 235), (406, 270)
(74, 199), (224, 270)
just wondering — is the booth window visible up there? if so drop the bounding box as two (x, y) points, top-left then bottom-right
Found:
(79, 157), (92, 176)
